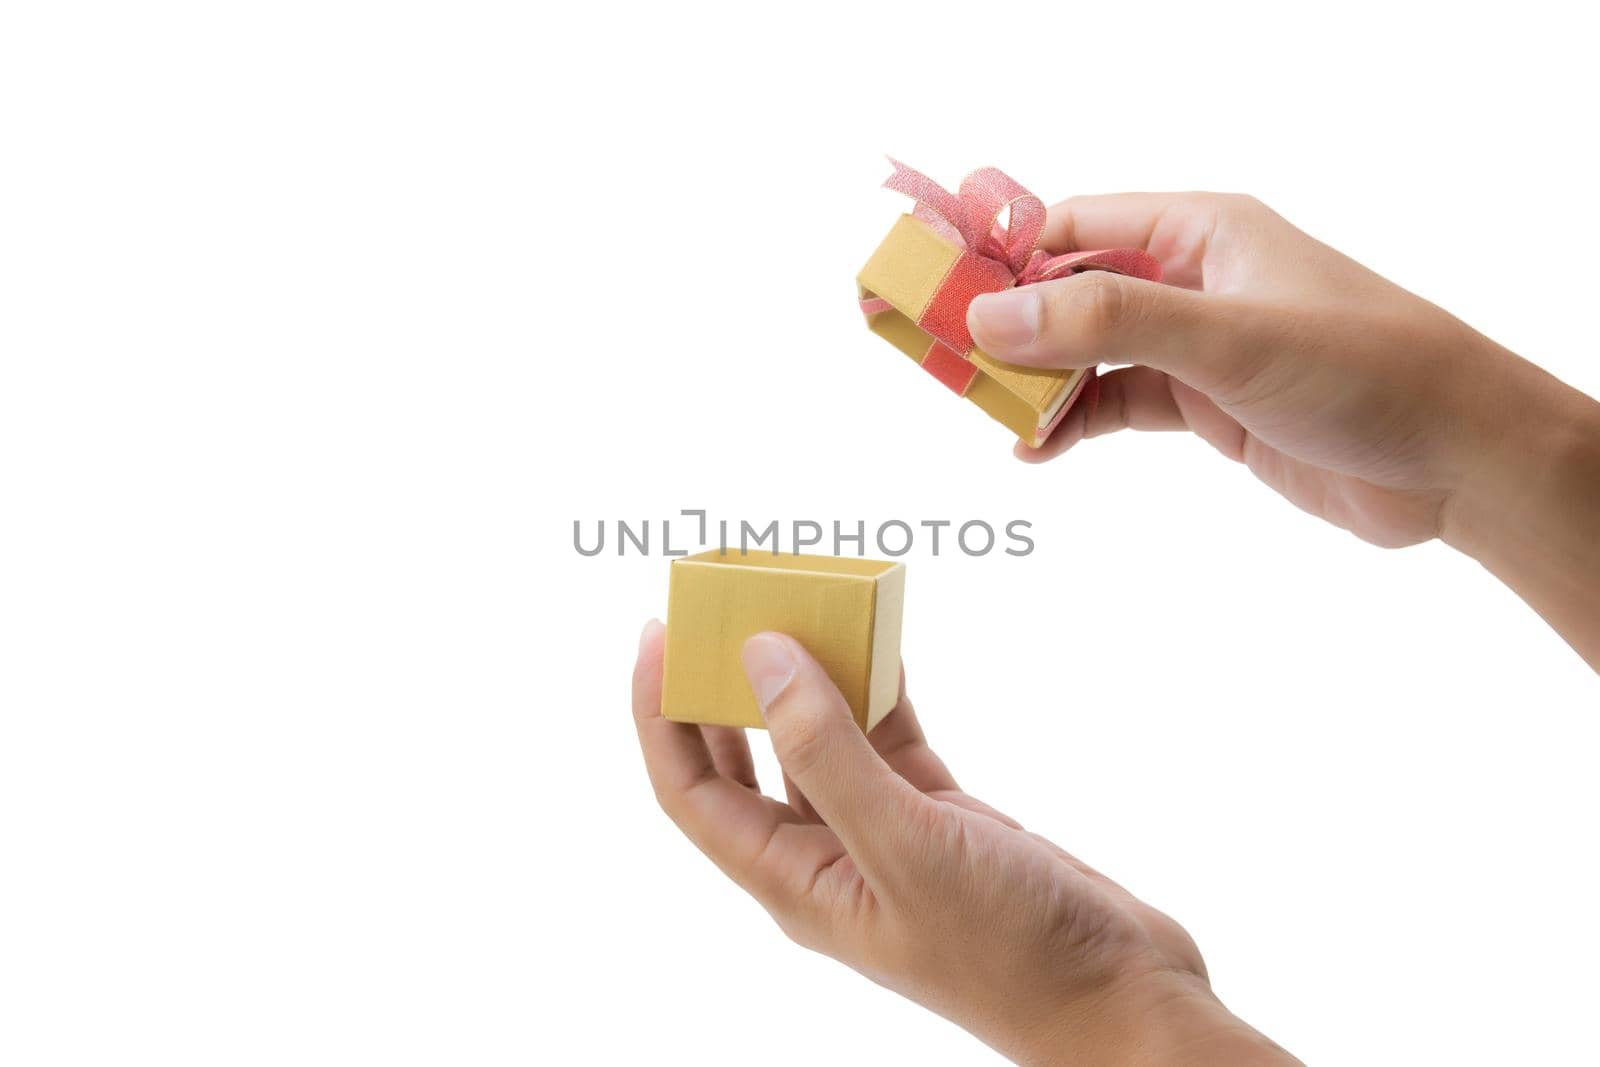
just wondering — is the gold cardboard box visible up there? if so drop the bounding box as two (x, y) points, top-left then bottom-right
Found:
(858, 213), (1089, 447)
(661, 551), (905, 731)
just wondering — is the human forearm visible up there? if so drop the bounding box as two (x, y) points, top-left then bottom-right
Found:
(1442, 351), (1600, 670)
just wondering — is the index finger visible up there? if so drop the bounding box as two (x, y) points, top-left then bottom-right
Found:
(1040, 192), (1216, 290)
(866, 668), (959, 795)
(1040, 192), (1186, 253)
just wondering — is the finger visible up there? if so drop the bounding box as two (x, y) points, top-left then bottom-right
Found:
(702, 726), (758, 790)
(967, 271), (1279, 397)
(742, 633), (933, 888)
(632, 620), (843, 907)
(866, 669), (959, 795)
(782, 772), (820, 823)
(1038, 192), (1221, 290)
(631, 619), (717, 796)
(1039, 192), (1189, 253)
(1013, 365), (1187, 463)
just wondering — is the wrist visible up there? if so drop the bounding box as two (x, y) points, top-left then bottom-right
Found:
(1442, 358), (1600, 555)
(1009, 967), (1299, 1067)
(1439, 353), (1600, 667)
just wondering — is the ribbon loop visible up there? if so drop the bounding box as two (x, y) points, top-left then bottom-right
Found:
(880, 159), (1163, 289)
(957, 167), (1046, 275)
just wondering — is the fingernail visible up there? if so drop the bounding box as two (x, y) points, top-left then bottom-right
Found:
(969, 288), (1041, 350)
(639, 617), (663, 655)
(741, 633), (797, 717)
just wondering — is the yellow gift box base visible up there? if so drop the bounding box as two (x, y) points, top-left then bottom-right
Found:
(661, 551), (905, 731)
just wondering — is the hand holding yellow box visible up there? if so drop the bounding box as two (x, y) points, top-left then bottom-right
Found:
(661, 551), (905, 732)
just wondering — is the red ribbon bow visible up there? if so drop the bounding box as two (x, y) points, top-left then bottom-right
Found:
(883, 158), (1161, 287)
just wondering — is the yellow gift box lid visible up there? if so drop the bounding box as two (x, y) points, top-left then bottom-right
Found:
(858, 214), (1088, 447)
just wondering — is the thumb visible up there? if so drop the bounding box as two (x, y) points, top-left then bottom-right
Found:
(742, 632), (928, 886)
(967, 272), (1275, 396)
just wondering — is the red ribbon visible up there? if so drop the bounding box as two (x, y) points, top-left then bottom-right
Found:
(882, 158), (1162, 289)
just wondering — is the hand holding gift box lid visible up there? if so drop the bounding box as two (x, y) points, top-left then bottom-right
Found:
(858, 160), (1162, 447)
(662, 551), (904, 732)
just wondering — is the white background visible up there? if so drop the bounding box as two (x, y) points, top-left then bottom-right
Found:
(3, 2), (1597, 1064)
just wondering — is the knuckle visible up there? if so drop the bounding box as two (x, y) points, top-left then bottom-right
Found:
(1215, 191), (1267, 217)
(1171, 191), (1262, 224)
(772, 912), (817, 951)
(774, 708), (830, 775)
(1169, 190), (1225, 214)
(1064, 273), (1129, 342)
(649, 775), (684, 819)
(651, 784), (685, 827)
